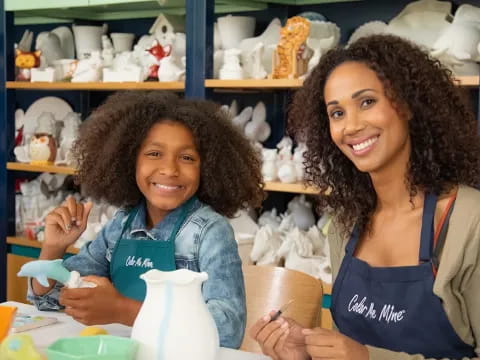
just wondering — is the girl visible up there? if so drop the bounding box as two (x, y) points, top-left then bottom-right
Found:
(251, 35), (480, 359)
(29, 91), (265, 349)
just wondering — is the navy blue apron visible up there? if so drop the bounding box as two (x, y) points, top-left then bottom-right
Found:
(110, 197), (196, 301)
(331, 193), (476, 358)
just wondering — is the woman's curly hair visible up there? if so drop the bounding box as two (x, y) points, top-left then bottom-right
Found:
(288, 34), (480, 233)
(72, 91), (265, 217)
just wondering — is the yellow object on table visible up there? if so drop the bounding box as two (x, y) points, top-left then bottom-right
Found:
(0, 305), (17, 342)
(0, 334), (45, 360)
(79, 326), (109, 336)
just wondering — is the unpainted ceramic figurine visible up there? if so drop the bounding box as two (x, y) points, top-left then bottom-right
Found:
(29, 112), (57, 165)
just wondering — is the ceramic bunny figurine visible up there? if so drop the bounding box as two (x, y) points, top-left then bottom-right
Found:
(276, 136), (297, 183)
(244, 101), (271, 143)
(287, 195), (316, 231)
(232, 106), (253, 131)
(261, 148), (278, 182)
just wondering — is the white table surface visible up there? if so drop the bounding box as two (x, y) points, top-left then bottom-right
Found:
(2, 301), (270, 360)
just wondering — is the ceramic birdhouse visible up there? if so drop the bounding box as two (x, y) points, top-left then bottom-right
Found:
(29, 112), (57, 165)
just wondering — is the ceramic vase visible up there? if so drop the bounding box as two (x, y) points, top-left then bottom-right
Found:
(131, 269), (219, 360)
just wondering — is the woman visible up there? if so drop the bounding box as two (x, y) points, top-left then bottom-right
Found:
(250, 35), (480, 359)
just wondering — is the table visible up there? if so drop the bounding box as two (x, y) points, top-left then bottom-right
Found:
(2, 301), (270, 360)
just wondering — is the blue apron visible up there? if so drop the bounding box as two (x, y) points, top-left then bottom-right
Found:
(110, 197), (196, 301)
(331, 193), (476, 358)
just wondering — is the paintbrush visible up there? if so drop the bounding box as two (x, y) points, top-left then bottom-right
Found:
(270, 299), (295, 322)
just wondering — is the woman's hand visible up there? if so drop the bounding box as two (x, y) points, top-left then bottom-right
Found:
(249, 311), (309, 360)
(59, 276), (132, 325)
(303, 328), (369, 360)
(43, 196), (93, 252)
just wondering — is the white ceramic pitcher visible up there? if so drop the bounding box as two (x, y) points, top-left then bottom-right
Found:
(131, 269), (219, 360)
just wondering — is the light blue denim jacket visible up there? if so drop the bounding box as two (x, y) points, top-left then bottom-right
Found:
(27, 198), (246, 348)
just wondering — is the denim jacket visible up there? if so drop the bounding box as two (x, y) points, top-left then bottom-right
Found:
(27, 198), (246, 348)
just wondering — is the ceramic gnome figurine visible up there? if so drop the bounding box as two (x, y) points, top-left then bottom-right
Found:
(29, 112), (57, 165)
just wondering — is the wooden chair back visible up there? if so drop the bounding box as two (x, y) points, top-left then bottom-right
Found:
(240, 265), (323, 353)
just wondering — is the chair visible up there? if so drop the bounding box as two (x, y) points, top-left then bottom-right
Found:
(240, 265), (323, 353)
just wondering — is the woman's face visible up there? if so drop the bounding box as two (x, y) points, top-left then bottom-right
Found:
(324, 61), (411, 175)
(136, 120), (201, 225)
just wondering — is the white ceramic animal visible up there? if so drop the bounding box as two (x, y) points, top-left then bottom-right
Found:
(250, 224), (283, 265)
(71, 51), (103, 82)
(245, 101), (270, 142)
(158, 55), (185, 81)
(261, 148), (278, 182)
(287, 195), (316, 231)
(219, 48), (244, 80)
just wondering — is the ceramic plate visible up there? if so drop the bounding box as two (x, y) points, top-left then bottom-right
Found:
(23, 96), (73, 137)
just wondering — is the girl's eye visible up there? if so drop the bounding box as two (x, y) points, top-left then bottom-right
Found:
(361, 98), (376, 108)
(181, 154), (195, 162)
(147, 151), (161, 157)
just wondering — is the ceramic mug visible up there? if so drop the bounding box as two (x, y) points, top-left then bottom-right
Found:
(110, 33), (135, 53)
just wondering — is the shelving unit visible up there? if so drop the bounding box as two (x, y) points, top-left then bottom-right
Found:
(2, 0), (480, 304)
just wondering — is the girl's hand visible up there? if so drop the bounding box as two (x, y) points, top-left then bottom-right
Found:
(303, 328), (369, 360)
(249, 311), (309, 360)
(59, 276), (125, 325)
(44, 197), (93, 252)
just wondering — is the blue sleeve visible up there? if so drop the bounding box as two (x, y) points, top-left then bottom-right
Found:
(27, 211), (125, 310)
(198, 217), (246, 349)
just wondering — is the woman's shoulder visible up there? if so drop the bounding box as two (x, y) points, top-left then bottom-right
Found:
(454, 185), (480, 222)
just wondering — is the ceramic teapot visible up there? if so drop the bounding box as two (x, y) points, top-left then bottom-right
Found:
(131, 269), (219, 360)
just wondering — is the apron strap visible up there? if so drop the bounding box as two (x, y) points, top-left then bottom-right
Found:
(345, 225), (361, 254)
(419, 193), (437, 262)
(432, 194), (456, 275)
(119, 207), (139, 238)
(166, 196), (197, 242)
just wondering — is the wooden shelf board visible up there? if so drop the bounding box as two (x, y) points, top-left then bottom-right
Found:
(264, 181), (320, 194)
(7, 162), (76, 175)
(205, 79), (303, 89)
(207, 76), (478, 89)
(7, 236), (79, 255)
(456, 76), (480, 87)
(6, 81), (185, 91)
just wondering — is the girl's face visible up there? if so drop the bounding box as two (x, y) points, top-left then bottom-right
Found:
(136, 121), (201, 225)
(324, 61), (411, 175)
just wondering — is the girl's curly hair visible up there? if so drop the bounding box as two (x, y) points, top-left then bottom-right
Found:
(72, 91), (265, 217)
(288, 34), (480, 233)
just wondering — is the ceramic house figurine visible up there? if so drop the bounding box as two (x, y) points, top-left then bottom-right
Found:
(271, 16), (310, 79)
(131, 269), (219, 360)
(15, 49), (41, 81)
(29, 112), (57, 165)
(149, 13), (185, 45)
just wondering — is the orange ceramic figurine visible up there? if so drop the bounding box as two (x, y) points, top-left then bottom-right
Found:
(14, 49), (41, 81)
(271, 16), (310, 79)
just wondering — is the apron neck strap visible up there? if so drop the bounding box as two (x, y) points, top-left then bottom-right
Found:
(419, 192), (437, 262)
(166, 196), (197, 242)
(120, 206), (139, 238)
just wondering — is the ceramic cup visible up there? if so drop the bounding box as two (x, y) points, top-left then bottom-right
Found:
(110, 33), (135, 53)
(217, 15), (256, 50)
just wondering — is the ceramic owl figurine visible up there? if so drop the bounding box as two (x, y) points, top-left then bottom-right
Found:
(29, 112), (57, 165)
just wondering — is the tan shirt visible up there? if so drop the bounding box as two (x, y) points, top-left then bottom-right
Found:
(327, 185), (480, 360)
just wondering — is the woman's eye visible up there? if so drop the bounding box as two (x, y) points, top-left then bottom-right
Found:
(330, 110), (344, 119)
(361, 98), (376, 108)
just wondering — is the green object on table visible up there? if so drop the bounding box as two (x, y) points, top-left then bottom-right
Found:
(46, 335), (138, 360)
